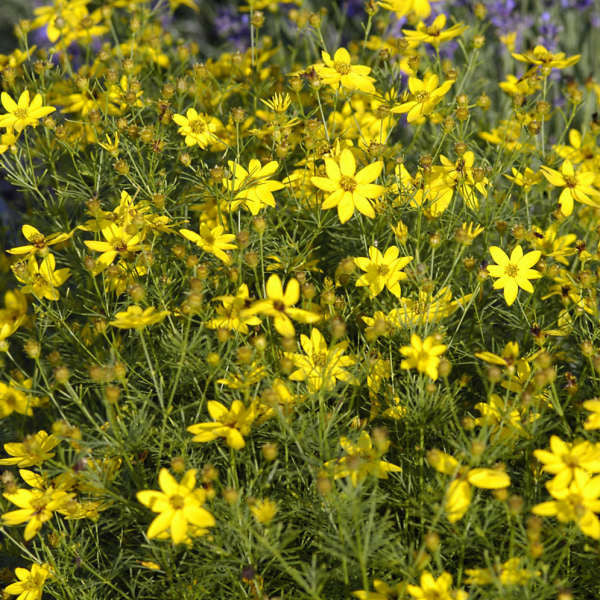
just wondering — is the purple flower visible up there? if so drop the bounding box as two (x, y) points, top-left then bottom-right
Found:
(214, 7), (250, 51)
(536, 12), (562, 51)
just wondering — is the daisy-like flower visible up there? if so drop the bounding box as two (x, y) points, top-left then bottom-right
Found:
(11, 254), (70, 301)
(179, 224), (237, 264)
(407, 571), (467, 600)
(540, 159), (600, 217)
(187, 400), (257, 450)
(246, 274), (321, 337)
(207, 284), (261, 334)
(0, 431), (60, 468)
(285, 327), (357, 392)
(0, 91), (55, 133)
(313, 48), (376, 94)
(136, 469), (215, 545)
(7, 224), (72, 257)
(465, 557), (539, 586)
(391, 73), (453, 124)
(324, 430), (402, 486)
(402, 14), (467, 48)
(0, 378), (42, 419)
(400, 334), (447, 380)
(84, 223), (144, 272)
(0, 289), (27, 342)
(4, 563), (51, 600)
(223, 159), (285, 215)
(311, 148), (384, 223)
(512, 45), (580, 72)
(378, 0), (441, 19)
(110, 305), (170, 329)
(172, 108), (220, 148)
(486, 245), (542, 306)
(354, 246), (413, 298)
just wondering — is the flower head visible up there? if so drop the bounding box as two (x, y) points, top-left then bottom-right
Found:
(110, 306), (170, 329)
(0, 91), (55, 133)
(354, 246), (413, 298)
(400, 334), (447, 380)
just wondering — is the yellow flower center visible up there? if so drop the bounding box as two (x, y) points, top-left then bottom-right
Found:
(311, 352), (328, 367)
(340, 175), (357, 192)
(113, 239), (128, 252)
(504, 263), (519, 277)
(563, 175), (576, 188)
(170, 494), (185, 509)
(202, 232), (215, 245)
(334, 61), (351, 75)
(376, 264), (389, 276)
(273, 300), (286, 312)
(415, 91), (430, 103)
(189, 119), (205, 134)
(2, 392), (17, 408)
(14, 108), (29, 119)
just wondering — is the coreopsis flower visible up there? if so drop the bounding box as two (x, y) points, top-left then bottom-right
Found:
(428, 449), (511, 523)
(247, 274), (320, 337)
(0, 289), (27, 342)
(530, 224), (577, 265)
(353, 579), (405, 600)
(391, 73), (453, 124)
(0, 131), (18, 154)
(354, 246), (413, 298)
(504, 167), (542, 189)
(109, 305), (170, 329)
(437, 151), (489, 210)
(207, 284), (262, 334)
(533, 436), (600, 490)
(172, 109), (220, 148)
(2, 469), (74, 540)
(583, 399), (600, 430)
(324, 430), (401, 486)
(223, 159), (285, 215)
(0, 431), (60, 467)
(0, 379), (42, 419)
(285, 328), (357, 392)
(11, 254), (71, 301)
(311, 148), (384, 223)
(512, 45), (581, 71)
(400, 334), (447, 380)
(407, 571), (467, 600)
(136, 469), (215, 545)
(32, 0), (89, 43)
(465, 557), (538, 586)
(313, 48), (376, 94)
(179, 224), (237, 264)
(456, 222), (484, 245)
(187, 400), (257, 450)
(4, 563), (51, 600)
(98, 132), (119, 155)
(250, 498), (278, 524)
(378, 0), (441, 19)
(402, 14), (467, 48)
(84, 223), (144, 271)
(540, 159), (600, 217)
(0, 91), (55, 133)
(474, 393), (539, 439)
(486, 245), (542, 306)
(532, 469), (600, 539)
(394, 163), (453, 217)
(7, 224), (72, 257)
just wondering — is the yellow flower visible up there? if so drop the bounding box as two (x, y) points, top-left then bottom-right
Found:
(407, 571), (467, 600)
(465, 557), (538, 586)
(223, 159), (285, 215)
(11, 254), (71, 301)
(512, 45), (580, 71)
(533, 436), (600, 490)
(402, 14), (467, 48)
(353, 579), (404, 600)
(324, 430), (401, 486)
(391, 73), (453, 124)
(0, 91), (55, 132)
(98, 131), (120, 155)
(540, 159), (600, 216)
(530, 224), (576, 265)
(0, 379), (42, 419)
(172, 109), (220, 148)
(207, 284), (262, 333)
(180, 224), (236, 264)
(136, 468), (215, 545)
(0, 431), (60, 467)
(109, 305), (170, 329)
(32, 0), (89, 43)
(583, 399), (600, 430)
(532, 469), (600, 539)
(247, 274), (320, 337)
(0, 289), (27, 342)
(2, 469), (74, 540)
(84, 223), (144, 272)
(313, 48), (376, 93)
(0, 130), (18, 154)
(437, 151), (489, 210)
(187, 400), (257, 450)
(286, 327), (357, 392)
(250, 498), (278, 524)
(311, 148), (384, 223)
(400, 334), (447, 380)
(378, 0), (440, 19)
(487, 245), (541, 306)
(354, 246), (413, 298)
(504, 167), (542, 189)
(4, 563), (51, 600)
(428, 449), (511, 523)
(7, 224), (72, 257)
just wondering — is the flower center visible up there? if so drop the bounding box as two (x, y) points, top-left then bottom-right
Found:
(334, 62), (351, 75)
(190, 119), (205, 134)
(311, 352), (328, 367)
(113, 240), (128, 252)
(273, 300), (286, 312)
(504, 263), (519, 277)
(170, 494), (185, 509)
(376, 264), (389, 276)
(340, 175), (356, 192)
(14, 108), (29, 120)
(563, 176), (576, 188)
(203, 233), (215, 245)
(415, 91), (430, 103)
